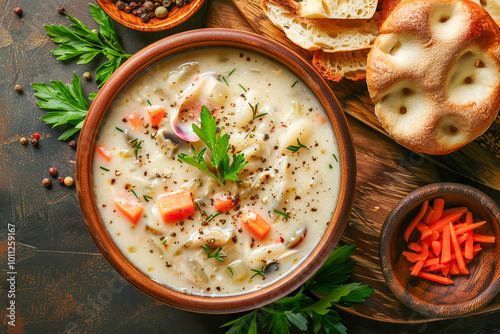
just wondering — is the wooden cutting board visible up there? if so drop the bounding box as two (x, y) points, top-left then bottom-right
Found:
(205, 0), (500, 323)
(230, 0), (500, 192)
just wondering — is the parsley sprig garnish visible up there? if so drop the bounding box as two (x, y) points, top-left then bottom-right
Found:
(221, 245), (374, 334)
(44, 4), (131, 87)
(201, 244), (227, 262)
(133, 139), (143, 159)
(33, 73), (92, 140)
(177, 106), (248, 185)
(286, 139), (308, 153)
(249, 102), (267, 120)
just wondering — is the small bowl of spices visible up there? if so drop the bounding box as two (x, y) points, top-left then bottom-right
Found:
(96, 0), (205, 32)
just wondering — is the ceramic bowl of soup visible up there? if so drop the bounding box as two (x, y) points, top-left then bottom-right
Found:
(76, 29), (356, 313)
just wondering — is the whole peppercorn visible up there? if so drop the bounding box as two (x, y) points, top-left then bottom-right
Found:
(64, 176), (74, 187)
(116, 1), (126, 10)
(140, 13), (149, 22)
(31, 138), (39, 146)
(14, 7), (22, 15)
(57, 6), (65, 14)
(49, 167), (58, 176)
(15, 85), (23, 93)
(130, 2), (138, 8)
(42, 178), (52, 187)
(57, 176), (64, 184)
(69, 140), (77, 149)
(143, 1), (154, 12)
(83, 72), (92, 80)
(20, 137), (28, 145)
(124, 5), (131, 12)
(154, 6), (168, 18)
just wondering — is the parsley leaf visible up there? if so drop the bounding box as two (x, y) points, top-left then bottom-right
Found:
(33, 72), (91, 140)
(178, 106), (248, 185)
(221, 245), (374, 334)
(286, 139), (308, 153)
(44, 4), (131, 87)
(200, 244), (227, 262)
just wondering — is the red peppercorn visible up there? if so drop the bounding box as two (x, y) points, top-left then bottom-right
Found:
(49, 167), (58, 176)
(57, 6), (65, 14)
(14, 7), (22, 15)
(124, 5), (131, 12)
(34, 132), (40, 140)
(57, 176), (64, 184)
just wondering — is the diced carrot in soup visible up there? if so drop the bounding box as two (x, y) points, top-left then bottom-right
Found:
(127, 112), (143, 130)
(114, 197), (143, 223)
(146, 105), (166, 127)
(97, 146), (111, 162)
(240, 211), (271, 240)
(158, 189), (195, 222)
(213, 193), (236, 211)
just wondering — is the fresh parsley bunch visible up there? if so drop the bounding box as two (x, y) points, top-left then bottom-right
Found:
(32, 73), (94, 140)
(178, 106), (248, 185)
(221, 245), (374, 334)
(44, 4), (131, 87)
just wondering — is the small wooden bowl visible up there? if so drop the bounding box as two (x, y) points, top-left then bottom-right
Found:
(380, 183), (500, 318)
(76, 29), (356, 313)
(96, 0), (205, 32)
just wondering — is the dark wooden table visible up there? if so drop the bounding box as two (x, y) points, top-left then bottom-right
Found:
(1, 0), (500, 333)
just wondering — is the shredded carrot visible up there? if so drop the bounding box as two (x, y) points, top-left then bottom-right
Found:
(428, 198), (445, 224)
(449, 261), (461, 275)
(431, 240), (441, 257)
(97, 146), (111, 162)
(417, 241), (429, 261)
(455, 221), (486, 235)
(416, 272), (454, 285)
(423, 207), (434, 224)
(429, 212), (463, 233)
(473, 233), (496, 243)
(411, 259), (425, 276)
(417, 222), (433, 240)
(402, 251), (421, 263)
(450, 222), (469, 275)
(404, 200), (429, 241)
(457, 233), (469, 245)
(441, 224), (451, 263)
(408, 242), (423, 253)
(441, 206), (468, 218)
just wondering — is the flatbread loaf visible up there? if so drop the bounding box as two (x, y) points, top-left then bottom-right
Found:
(289, 0), (378, 19)
(313, 49), (369, 82)
(261, 0), (379, 52)
(366, 0), (500, 155)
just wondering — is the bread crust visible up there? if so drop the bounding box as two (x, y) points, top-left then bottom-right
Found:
(366, 0), (500, 155)
(313, 49), (369, 82)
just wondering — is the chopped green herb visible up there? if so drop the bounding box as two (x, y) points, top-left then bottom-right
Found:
(115, 127), (123, 132)
(200, 244), (227, 262)
(130, 189), (139, 199)
(206, 211), (222, 222)
(143, 194), (153, 202)
(222, 76), (229, 86)
(147, 99), (152, 106)
(249, 102), (268, 120)
(228, 68), (236, 76)
(161, 238), (167, 244)
(100, 166), (110, 171)
(177, 106), (248, 185)
(291, 80), (299, 88)
(134, 140), (143, 159)
(332, 153), (338, 162)
(274, 210), (289, 218)
(286, 139), (308, 153)
(129, 138), (138, 144)
(238, 84), (247, 92)
(227, 266), (234, 276)
(250, 266), (266, 280)
(329, 164), (333, 169)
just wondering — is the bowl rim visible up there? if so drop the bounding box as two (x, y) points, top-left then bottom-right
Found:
(379, 182), (500, 318)
(75, 28), (356, 314)
(96, 0), (205, 32)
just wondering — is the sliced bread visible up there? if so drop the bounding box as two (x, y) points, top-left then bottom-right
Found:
(294, 0), (378, 19)
(261, 0), (379, 53)
(313, 49), (369, 81)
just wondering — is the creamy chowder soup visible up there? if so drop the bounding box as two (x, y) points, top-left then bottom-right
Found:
(93, 47), (341, 296)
